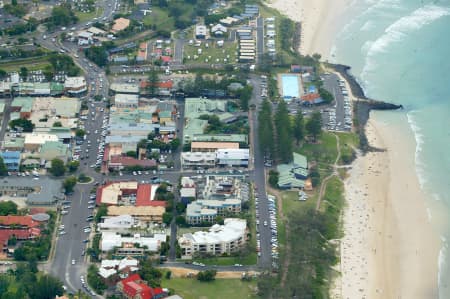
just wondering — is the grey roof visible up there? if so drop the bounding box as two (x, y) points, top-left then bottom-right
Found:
(0, 176), (64, 205)
(31, 213), (50, 221)
(105, 135), (143, 144)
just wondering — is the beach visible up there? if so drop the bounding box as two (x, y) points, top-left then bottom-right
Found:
(267, 0), (352, 58)
(334, 111), (441, 299)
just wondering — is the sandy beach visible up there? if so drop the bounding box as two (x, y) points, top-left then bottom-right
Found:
(334, 112), (441, 299)
(267, 0), (352, 58)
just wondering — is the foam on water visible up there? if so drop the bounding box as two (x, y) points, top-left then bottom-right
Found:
(406, 111), (429, 189)
(438, 238), (448, 294)
(361, 4), (450, 82)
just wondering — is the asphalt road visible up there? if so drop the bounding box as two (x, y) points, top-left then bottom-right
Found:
(249, 74), (272, 269)
(256, 17), (264, 62)
(323, 73), (350, 131)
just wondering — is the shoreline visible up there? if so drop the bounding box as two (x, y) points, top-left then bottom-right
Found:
(266, 0), (441, 297)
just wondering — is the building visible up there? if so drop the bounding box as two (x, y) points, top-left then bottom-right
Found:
(178, 218), (247, 259)
(96, 182), (162, 206)
(98, 215), (135, 232)
(38, 141), (71, 162)
(110, 83), (140, 94)
(195, 25), (207, 39)
(191, 134), (248, 145)
(277, 153), (308, 189)
(108, 155), (157, 171)
(211, 24), (227, 36)
(109, 123), (158, 136)
(101, 231), (166, 252)
(112, 17), (131, 32)
(0, 177), (64, 205)
(186, 199), (241, 225)
(114, 94), (139, 108)
(0, 151), (21, 171)
(23, 133), (58, 151)
(117, 274), (167, 299)
(107, 206), (165, 223)
(105, 135), (142, 153)
(191, 141), (239, 152)
(64, 76), (87, 95)
(181, 152), (215, 168)
(99, 257), (139, 279)
(216, 148), (250, 167)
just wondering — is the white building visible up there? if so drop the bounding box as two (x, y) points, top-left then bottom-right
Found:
(100, 231), (166, 252)
(178, 218), (247, 259)
(114, 94), (139, 108)
(64, 76), (87, 95)
(99, 257), (139, 279)
(216, 148), (249, 167)
(181, 152), (216, 168)
(98, 215), (135, 231)
(186, 199), (241, 225)
(195, 25), (207, 39)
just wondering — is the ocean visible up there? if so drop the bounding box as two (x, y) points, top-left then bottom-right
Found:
(330, 0), (450, 297)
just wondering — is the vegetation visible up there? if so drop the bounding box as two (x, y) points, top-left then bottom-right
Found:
(197, 270), (217, 282)
(4, 2), (27, 18)
(292, 111), (305, 145)
(63, 176), (77, 194)
(162, 277), (257, 299)
(274, 100), (293, 163)
(0, 263), (64, 299)
(48, 3), (78, 29)
(0, 201), (18, 215)
(9, 118), (34, 132)
(279, 18), (296, 52)
(257, 99), (275, 158)
(268, 170), (279, 188)
(67, 160), (80, 173)
(199, 114), (249, 135)
(84, 43), (113, 67)
(138, 260), (163, 287)
(0, 157), (8, 176)
(75, 129), (86, 138)
(49, 158), (66, 177)
(87, 264), (107, 294)
(306, 111), (322, 142)
(95, 204), (108, 223)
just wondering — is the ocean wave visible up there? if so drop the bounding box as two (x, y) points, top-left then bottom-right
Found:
(407, 111), (428, 189)
(361, 4), (450, 80)
(361, 20), (375, 31)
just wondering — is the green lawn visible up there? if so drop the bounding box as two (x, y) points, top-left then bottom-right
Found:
(76, 8), (103, 23)
(336, 132), (359, 165)
(193, 252), (257, 266)
(0, 56), (51, 72)
(184, 40), (237, 65)
(162, 278), (258, 299)
(142, 7), (175, 32)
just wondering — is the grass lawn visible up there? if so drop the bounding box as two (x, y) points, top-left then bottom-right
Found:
(336, 132), (359, 165)
(142, 7), (175, 32)
(162, 278), (258, 299)
(184, 40), (237, 65)
(193, 252), (257, 266)
(76, 8), (103, 23)
(0, 56), (51, 72)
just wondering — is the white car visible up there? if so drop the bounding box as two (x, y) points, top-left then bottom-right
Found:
(71, 259), (75, 265)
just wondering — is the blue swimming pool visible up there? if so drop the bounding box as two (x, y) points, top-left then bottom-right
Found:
(281, 74), (300, 101)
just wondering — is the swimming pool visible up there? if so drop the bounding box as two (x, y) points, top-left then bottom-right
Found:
(281, 74), (300, 101)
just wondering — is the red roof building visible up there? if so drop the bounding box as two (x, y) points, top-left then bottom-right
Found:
(117, 274), (167, 299)
(109, 155), (157, 171)
(139, 80), (173, 90)
(0, 228), (41, 251)
(0, 215), (39, 229)
(136, 184), (166, 207)
(301, 93), (322, 103)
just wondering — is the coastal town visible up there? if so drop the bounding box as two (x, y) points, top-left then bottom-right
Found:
(0, 0), (428, 299)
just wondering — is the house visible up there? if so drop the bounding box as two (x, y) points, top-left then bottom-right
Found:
(277, 153), (309, 189)
(181, 152), (216, 168)
(112, 18), (131, 33)
(211, 24), (227, 36)
(0, 177), (64, 205)
(186, 199), (241, 224)
(108, 155), (157, 171)
(117, 274), (167, 299)
(195, 25), (207, 39)
(64, 76), (87, 95)
(0, 151), (21, 171)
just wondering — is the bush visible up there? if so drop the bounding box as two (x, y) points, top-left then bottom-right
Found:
(197, 270), (217, 282)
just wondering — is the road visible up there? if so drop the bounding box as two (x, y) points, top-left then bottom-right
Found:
(323, 73), (350, 131)
(249, 74), (272, 269)
(256, 17), (264, 62)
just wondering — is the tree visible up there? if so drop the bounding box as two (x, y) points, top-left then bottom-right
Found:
(170, 138), (180, 151)
(268, 170), (279, 188)
(19, 67), (28, 81)
(0, 157), (8, 177)
(75, 129), (85, 137)
(30, 274), (64, 299)
(197, 270), (217, 282)
(67, 160), (79, 172)
(147, 67), (159, 95)
(139, 261), (163, 287)
(52, 121), (62, 127)
(126, 151), (137, 158)
(63, 176), (77, 194)
(175, 215), (186, 226)
(9, 118), (34, 132)
(49, 158), (65, 176)
(306, 111), (322, 142)
(319, 87), (334, 103)
(235, 85), (252, 111)
(258, 99), (275, 158)
(0, 201), (18, 215)
(162, 212), (173, 225)
(87, 265), (106, 294)
(292, 111), (305, 145)
(274, 100), (293, 163)
(95, 204), (108, 223)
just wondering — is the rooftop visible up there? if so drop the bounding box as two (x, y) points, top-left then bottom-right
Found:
(180, 218), (246, 244)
